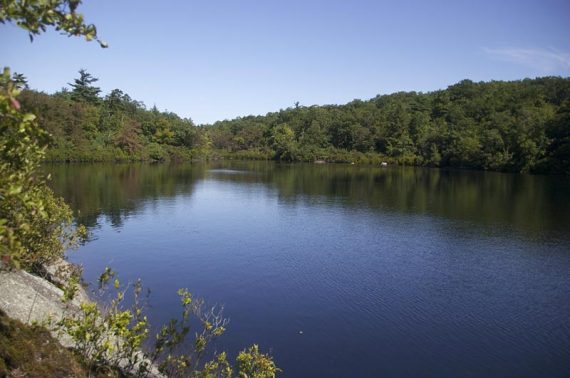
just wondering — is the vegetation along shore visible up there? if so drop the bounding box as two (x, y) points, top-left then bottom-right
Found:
(18, 73), (570, 174)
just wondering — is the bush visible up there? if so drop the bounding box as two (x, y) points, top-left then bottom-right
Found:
(0, 69), (85, 271)
(145, 143), (167, 162)
(56, 268), (280, 377)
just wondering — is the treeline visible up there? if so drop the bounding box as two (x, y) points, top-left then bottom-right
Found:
(208, 77), (570, 173)
(20, 71), (570, 173)
(20, 69), (199, 162)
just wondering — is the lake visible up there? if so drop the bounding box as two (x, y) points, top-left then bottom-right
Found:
(47, 162), (570, 377)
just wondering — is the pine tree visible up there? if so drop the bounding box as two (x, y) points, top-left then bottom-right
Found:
(69, 69), (101, 103)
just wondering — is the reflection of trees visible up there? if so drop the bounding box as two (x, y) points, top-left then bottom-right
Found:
(46, 163), (205, 230)
(47, 162), (570, 236)
(207, 162), (570, 235)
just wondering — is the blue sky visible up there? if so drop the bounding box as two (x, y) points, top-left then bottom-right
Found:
(2, 0), (570, 124)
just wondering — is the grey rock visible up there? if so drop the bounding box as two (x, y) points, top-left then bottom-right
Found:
(0, 260), (164, 377)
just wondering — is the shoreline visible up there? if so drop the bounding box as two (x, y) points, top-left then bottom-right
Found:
(0, 260), (163, 377)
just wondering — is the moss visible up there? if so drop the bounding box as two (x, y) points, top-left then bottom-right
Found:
(0, 309), (128, 378)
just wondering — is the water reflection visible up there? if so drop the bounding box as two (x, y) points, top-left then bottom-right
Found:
(46, 163), (205, 229)
(44, 162), (570, 377)
(46, 162), (570, 238)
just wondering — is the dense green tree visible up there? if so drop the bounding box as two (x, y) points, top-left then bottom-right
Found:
(271, 124), (297, 161)
(199, 76), (569, 173)
(11, 72), (28, 89)
(69, 68), (101, 104)
(10, 68), (570, 173)
(545, 98), (570, 174)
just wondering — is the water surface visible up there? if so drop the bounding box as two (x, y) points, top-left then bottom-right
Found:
(47, 162), (570, 377)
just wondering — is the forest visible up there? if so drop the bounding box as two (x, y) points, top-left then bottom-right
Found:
(19, 71), (570, 174)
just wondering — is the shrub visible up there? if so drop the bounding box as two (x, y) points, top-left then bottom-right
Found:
(56, 268), (280, 377)
(0, 69), (85, 271)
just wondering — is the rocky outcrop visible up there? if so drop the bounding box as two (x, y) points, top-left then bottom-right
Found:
(0, 261), (163, 377)
(0, 262), (87, 348)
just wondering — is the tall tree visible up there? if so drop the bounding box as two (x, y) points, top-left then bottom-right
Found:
(69, 68), (101, 103)
(12, 72), (28, 89)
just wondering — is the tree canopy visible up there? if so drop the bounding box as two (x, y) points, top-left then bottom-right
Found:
(19, 74), (570, 174)
(69, 68), (101, 103)
(201, 77), (570, 173)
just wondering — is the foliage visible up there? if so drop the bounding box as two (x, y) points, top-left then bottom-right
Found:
(70, 68), (102, 104)
(57, 274), (150, 375)
(61, 266), (81, 302)
(1, 0), (96, 272)
(0, 0), (107, 47)
(271, 124), (296, 161)
(0, 68), (85, 271)
(236, 345), (281, 378)
(203, 78), (570, 173)
(20, 74), (570, 173)
(0, 308), (126, 378)
(17, 72), (198, 163)
(543, 98), (570, 174)
(56, 268), (280, 377)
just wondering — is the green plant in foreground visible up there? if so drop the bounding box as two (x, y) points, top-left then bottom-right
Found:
(0, 0), (107, 47)
(0, 68), (86, 271)
(57, 268), (280, 377)
(1, 0), (99, 269)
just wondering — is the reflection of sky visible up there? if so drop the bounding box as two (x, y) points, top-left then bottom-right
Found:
(68, 169), (570, 377)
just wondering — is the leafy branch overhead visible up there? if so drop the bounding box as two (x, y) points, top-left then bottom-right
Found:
(0, 0), (107, 47)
